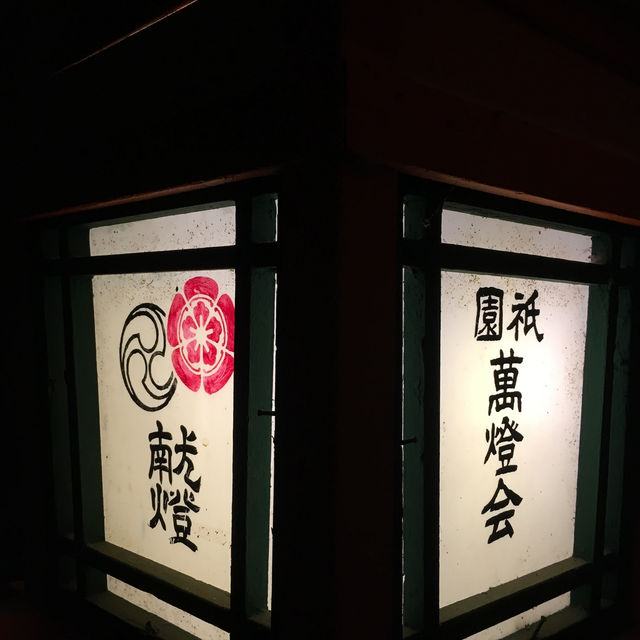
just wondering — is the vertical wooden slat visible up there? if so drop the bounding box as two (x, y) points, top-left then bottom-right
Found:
(617, 244), (640, 628)
(590, 238), (622, 611)
(59, 229), (88, 596)
(245, 266), (276, 614)
(422, 192), (443, 637)
(573, 284), (609, 567)
(401, 194), (428, 632)
(70, 275), (105, 548)
(231, 196), (252, 636)
(401, 264), (426, 632)
(60, 224), (106, 596)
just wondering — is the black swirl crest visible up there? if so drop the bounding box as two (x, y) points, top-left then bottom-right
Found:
(119, 303), (177, 411)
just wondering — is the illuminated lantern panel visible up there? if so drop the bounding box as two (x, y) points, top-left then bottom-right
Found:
(441, 209), (594, 262)
(107, 576), (230, 639)
(440, 272), (588, 600)
(89, 203), (236, 255)
(93, 270), (235, 591)
(439, 211), (592, 638)
(465, 594), (570, 640)
(91, 205), (239, 627)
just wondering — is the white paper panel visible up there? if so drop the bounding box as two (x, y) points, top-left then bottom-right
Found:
(465, 593), (569, 640)
(93, 270), (235, 592)
(90, 204), (235, 255)
(442, 209), (593, 263)
(108, 575), (230, 639)
(440, 271), (588, 608)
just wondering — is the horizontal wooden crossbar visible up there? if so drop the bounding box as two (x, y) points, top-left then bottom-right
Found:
(439, 556), (591, 639)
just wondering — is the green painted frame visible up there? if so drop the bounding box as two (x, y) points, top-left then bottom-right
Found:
(400, 179), (639, 640)
(37, 179), (279, 639)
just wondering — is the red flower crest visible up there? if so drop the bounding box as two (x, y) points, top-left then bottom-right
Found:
(167, 276), (235, 394)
